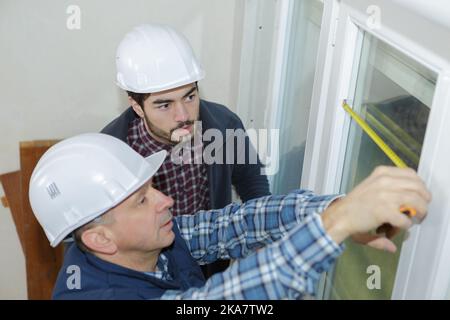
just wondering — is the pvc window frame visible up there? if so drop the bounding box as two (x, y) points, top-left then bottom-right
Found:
(302, 0), (450, 299)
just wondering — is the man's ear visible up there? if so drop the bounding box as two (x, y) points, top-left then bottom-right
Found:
(81, 227), (117, 255)
(129, 97), (145, 118)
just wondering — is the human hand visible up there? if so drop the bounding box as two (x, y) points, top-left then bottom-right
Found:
(321, 166), (431, 246)
(351, 232), (398, 253)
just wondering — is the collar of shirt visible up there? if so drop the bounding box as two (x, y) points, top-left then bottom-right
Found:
(143, 253), (172, 281)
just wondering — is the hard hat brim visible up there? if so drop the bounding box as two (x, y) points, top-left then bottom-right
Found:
(144, 150), (167, 177)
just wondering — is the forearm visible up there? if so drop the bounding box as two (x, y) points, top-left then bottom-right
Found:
(177, 190), (341, 264)
(161, 213), (343, 299)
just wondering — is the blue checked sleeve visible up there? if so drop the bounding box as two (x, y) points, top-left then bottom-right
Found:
(175, 190), (342, 264)
(161, 212), (343, 299)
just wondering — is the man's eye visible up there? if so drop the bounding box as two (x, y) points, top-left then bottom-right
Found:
(157, 104), (169, 110)
(139, 197), (146, 205)
(186, 94), (196, 102)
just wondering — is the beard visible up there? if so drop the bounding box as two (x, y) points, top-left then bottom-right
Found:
(143, 114), (196, 146)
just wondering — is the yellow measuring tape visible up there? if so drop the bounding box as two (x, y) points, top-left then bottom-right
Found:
(342, 100), (416, 222)
(342, 100), (407, 168)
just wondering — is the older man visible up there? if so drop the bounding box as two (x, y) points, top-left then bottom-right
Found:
(29, 133), (431, 299)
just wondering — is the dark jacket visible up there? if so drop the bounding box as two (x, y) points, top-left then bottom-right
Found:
(101, 99), (270, 209)
(53, 222), (205, 300)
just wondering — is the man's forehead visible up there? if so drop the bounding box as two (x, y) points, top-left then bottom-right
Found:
(130, 179), (152, 197)
(141, 178), (153, 190)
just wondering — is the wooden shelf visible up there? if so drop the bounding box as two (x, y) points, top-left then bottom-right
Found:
(0, 139), (63, 300)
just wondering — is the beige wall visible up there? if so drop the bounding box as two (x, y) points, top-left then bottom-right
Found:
(0, 0), (244, 299)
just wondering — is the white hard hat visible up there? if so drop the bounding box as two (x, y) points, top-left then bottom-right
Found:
(116, 24), (205, 93)
(29, 133), (167, 247)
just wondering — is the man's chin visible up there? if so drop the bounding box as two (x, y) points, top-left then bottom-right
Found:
(165, 231), (176, 247)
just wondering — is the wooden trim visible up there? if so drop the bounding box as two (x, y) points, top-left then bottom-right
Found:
(19, 140), (63, 300)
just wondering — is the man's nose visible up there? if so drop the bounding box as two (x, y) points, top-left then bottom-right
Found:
(154, 190), (174, 212)
(174, 103), (189, 122)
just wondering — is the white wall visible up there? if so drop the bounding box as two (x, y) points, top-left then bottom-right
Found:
(0, 0), (244, 299)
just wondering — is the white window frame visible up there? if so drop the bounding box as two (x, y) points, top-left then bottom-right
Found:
(303, 0), (450, 299)
(236, 0), (325, 188)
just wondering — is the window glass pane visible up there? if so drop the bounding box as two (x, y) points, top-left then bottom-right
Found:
(272, 0), (324, 194)
(327, 31), (437, 299)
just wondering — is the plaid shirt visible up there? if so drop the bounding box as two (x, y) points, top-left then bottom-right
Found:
(127, 118), (210, 216)
(150, 190), (344, 299)
(143, 253), (172, 280)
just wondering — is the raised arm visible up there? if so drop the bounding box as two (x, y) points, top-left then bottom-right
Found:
(176, 190), (340, 264)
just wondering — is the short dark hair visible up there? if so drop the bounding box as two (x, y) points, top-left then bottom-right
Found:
(126, 82), (199, 107)
(127, 91), (151, 108)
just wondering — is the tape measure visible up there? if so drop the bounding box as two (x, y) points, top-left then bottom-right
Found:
(342, 100), (408, 168)
(342, 100), (416, 235)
